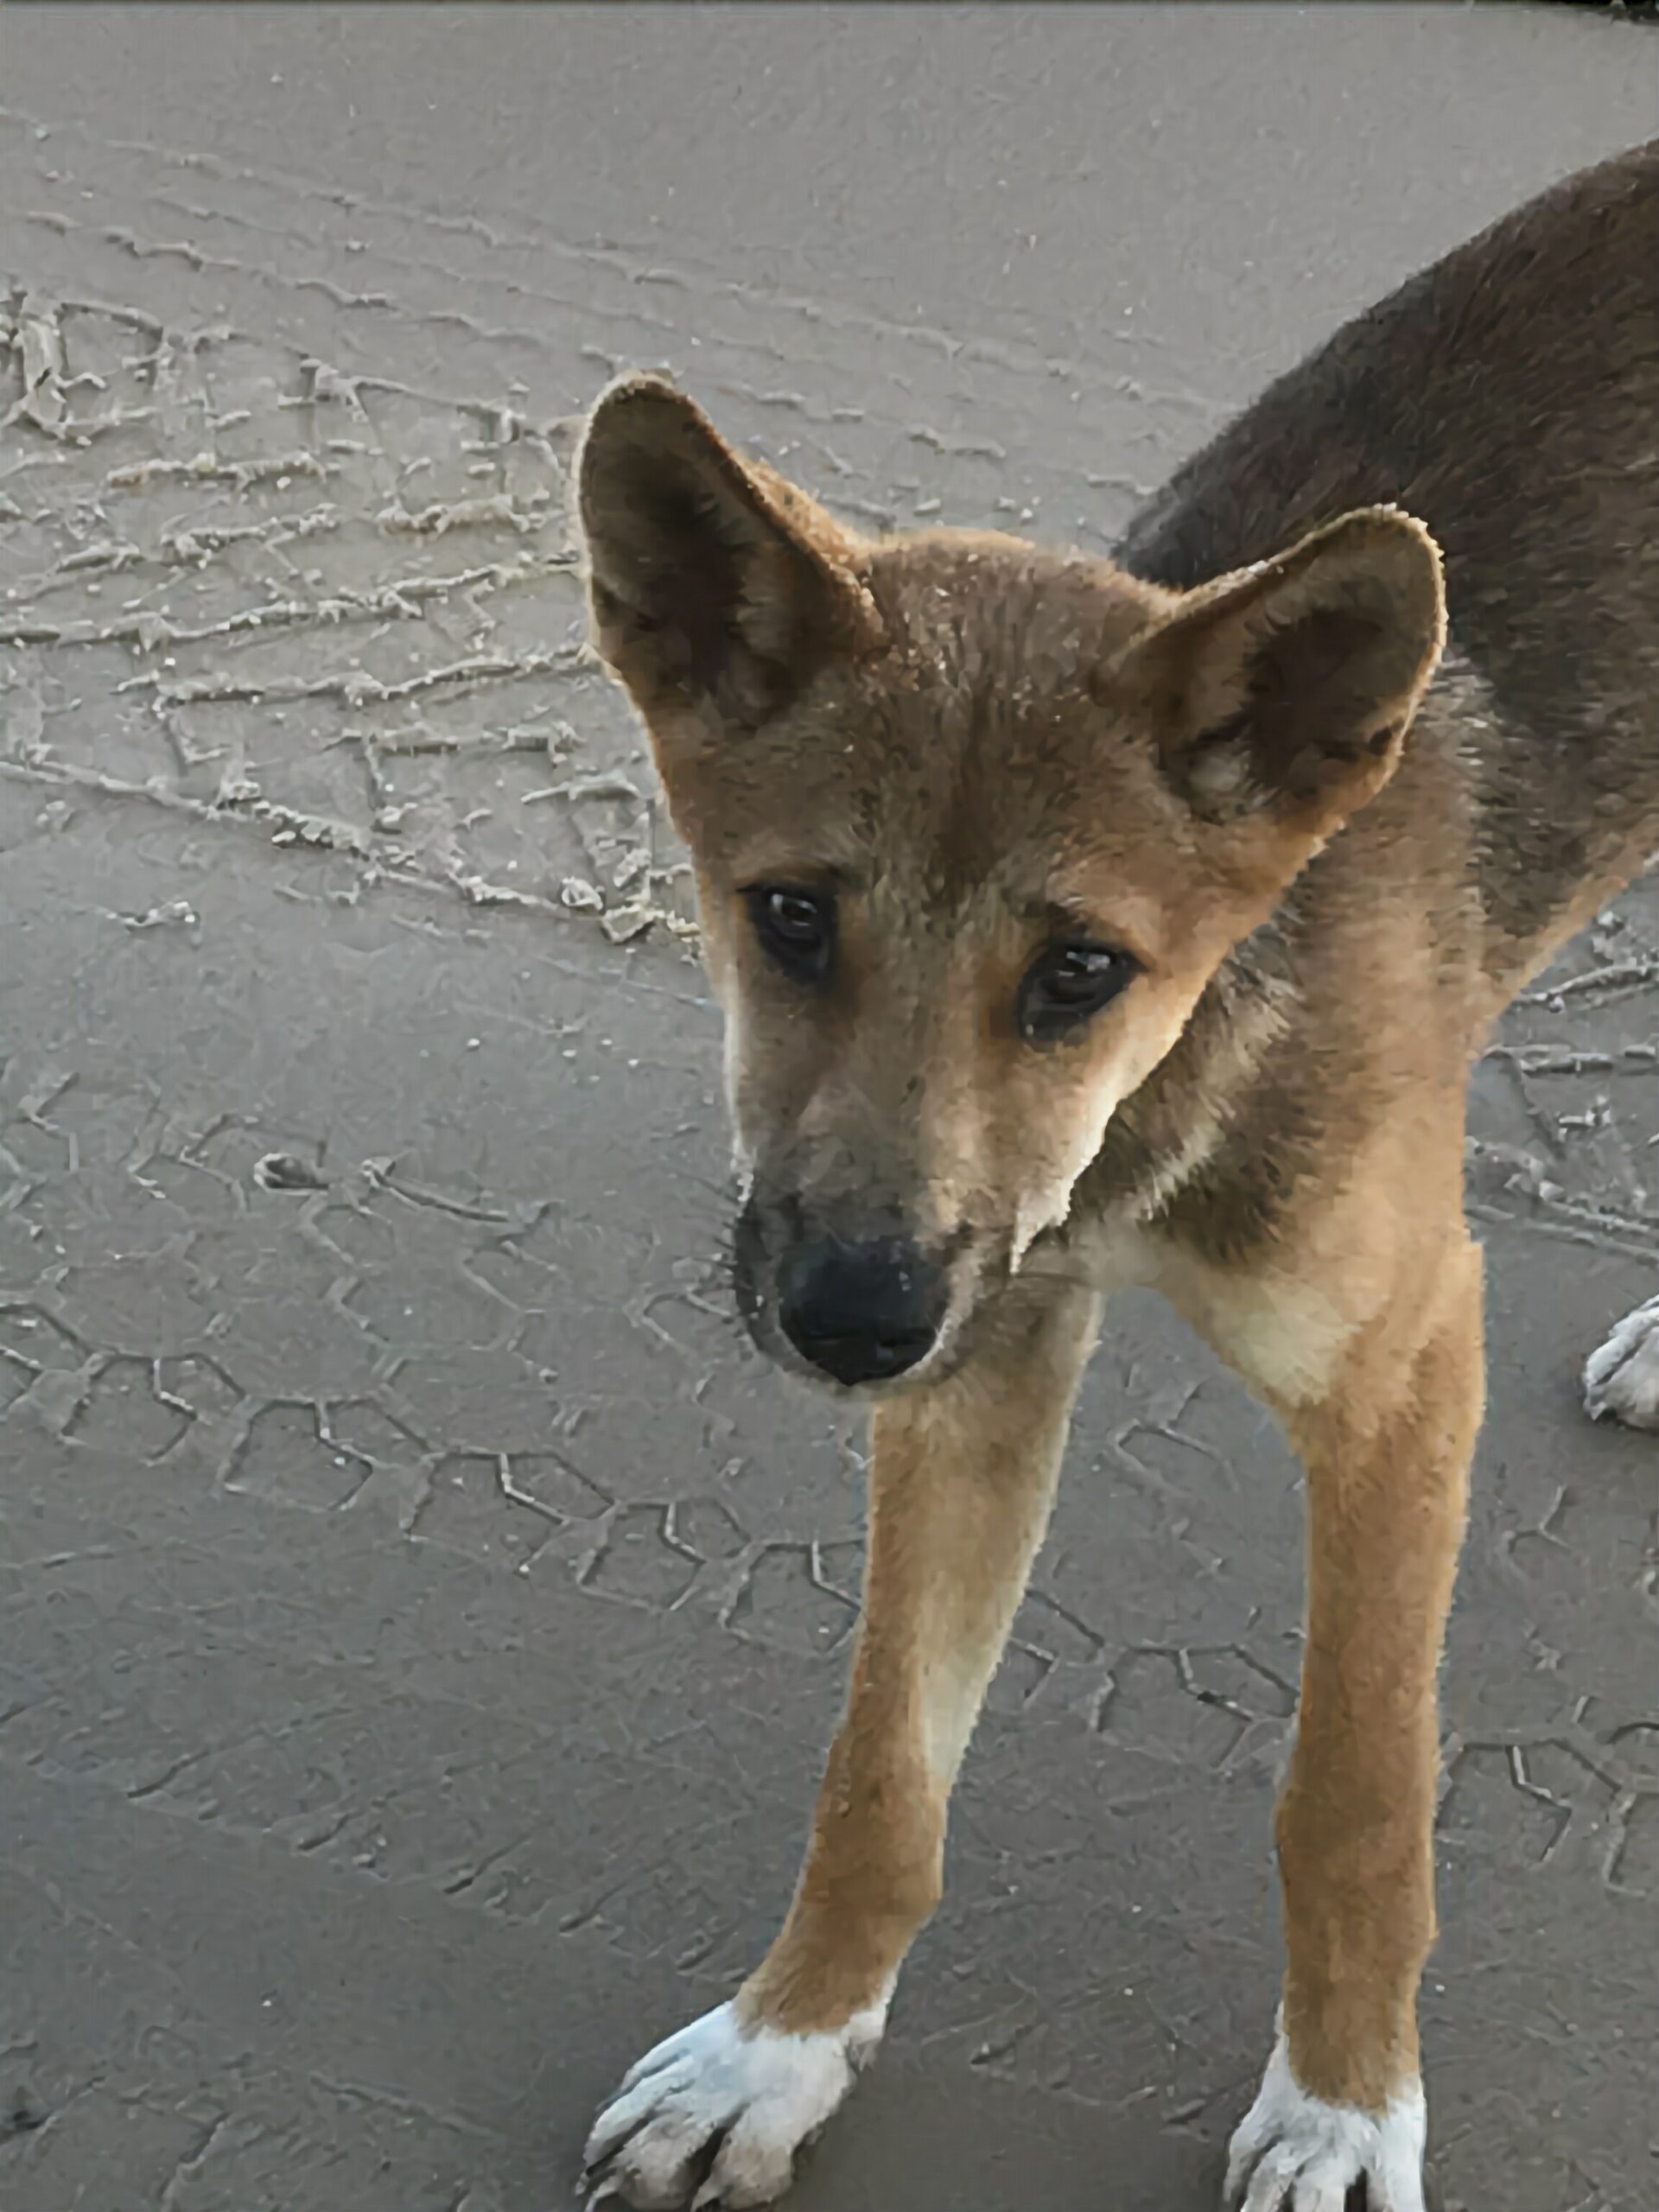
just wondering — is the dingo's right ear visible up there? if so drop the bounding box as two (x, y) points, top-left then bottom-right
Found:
(577, 377), (881, 732)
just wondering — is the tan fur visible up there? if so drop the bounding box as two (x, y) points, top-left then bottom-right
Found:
(737, 1285), (1099, 2037)
(578, 141), (1659, 2209)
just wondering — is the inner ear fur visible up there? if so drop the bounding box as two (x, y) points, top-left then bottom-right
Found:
(1126, 507), (1447, 830)
(577, 374), (880, 730)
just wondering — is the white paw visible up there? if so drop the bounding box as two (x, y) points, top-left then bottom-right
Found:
(1583, 1295), (1659, 1429)
(1224, 2035), (1427, 2212)
(582, 1994), (887, 2209)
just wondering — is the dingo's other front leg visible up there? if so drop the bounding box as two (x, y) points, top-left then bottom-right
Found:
(1213, 1229), (1483, 2212)
(582, 1285), (1098, 2209)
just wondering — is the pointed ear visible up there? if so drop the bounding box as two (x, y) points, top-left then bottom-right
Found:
(576, 375), (881, 730)
(1122, 508), (1446, 831)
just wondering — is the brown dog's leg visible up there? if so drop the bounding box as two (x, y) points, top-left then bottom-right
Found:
(1222, 1229), (1483, 2212)
(584, 1283), (1099, 2210)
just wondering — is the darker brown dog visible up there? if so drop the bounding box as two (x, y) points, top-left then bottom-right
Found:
(576, 140), (1659, 2211)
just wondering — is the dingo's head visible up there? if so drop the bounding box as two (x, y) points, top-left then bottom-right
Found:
(578, 378), (1443, 1395)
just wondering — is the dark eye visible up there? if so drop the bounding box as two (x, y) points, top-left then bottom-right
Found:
(746, 885), (836, 984)
(1018, 942), (1135, 1042)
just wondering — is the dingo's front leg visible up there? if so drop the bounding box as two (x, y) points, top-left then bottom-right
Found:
(583, 1285), (1098, 2209)
(1221, 1232), (1483, 2212)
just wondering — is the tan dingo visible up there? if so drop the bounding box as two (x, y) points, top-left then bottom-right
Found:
(576, 140), (1659, 2212)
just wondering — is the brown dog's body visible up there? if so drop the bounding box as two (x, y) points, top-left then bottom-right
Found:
(578, 143), (1659, 2211)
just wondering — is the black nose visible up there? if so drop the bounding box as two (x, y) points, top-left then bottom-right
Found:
(778, 1236), (947, 1387)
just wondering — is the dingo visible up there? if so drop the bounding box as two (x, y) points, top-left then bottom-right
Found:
(576, 140), (1659, 2211)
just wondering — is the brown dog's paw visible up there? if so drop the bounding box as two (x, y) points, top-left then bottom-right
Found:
(1584, 1295), (1659, 1430)
(1224, 2036), (1427, 2212)
(582, 1999), (883, 2209)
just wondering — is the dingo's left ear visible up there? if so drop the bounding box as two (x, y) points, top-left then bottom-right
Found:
(1123, 507), (1446, 831)
(578, 376), (880, 732)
